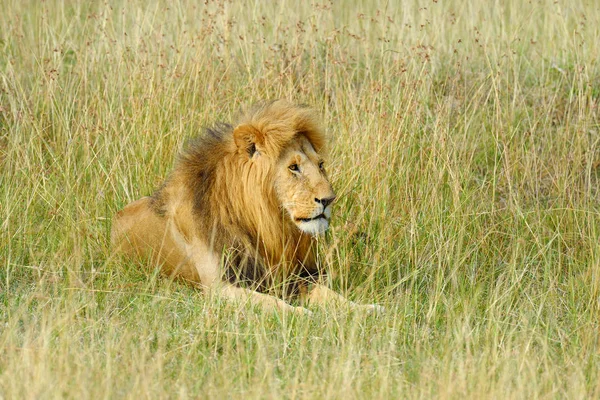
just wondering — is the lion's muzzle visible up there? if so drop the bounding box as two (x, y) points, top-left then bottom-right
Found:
(295, 199), (333, 236)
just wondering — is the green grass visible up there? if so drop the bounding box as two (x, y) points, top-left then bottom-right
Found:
(1, 0), (599, 398)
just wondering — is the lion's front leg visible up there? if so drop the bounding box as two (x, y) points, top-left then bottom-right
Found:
(185, 240), (311, 316)
(301, 284), (384, 314)
(214, 284), (312, 315)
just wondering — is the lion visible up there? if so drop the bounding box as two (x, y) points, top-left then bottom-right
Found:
(111, 100), (382, 314)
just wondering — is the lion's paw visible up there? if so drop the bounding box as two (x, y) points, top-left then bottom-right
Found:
(292, 306), (313, 316)
(359, 304), (385, 315)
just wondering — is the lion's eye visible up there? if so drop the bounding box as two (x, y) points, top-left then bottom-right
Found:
(318, 161), (324, 170)
(289, 164), (300, 172)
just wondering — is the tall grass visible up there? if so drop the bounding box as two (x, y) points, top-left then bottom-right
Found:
(1, 0), (599, 398)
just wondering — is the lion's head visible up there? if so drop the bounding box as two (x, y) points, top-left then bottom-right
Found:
(230, 100), (335, 236)
(272, 135), (336, 235)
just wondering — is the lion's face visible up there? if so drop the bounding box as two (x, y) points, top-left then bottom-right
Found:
(274, 136), (336, 236)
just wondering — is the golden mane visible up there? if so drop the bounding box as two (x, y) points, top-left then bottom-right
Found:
(154, 100), (327, 293)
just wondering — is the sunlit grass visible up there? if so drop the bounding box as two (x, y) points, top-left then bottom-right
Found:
(1, 0), (599, 398)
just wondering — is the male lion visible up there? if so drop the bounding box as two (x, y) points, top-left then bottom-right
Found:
(111, 100), (381, 314)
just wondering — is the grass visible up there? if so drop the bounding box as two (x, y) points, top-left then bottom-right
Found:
(1, 0), (599, 398)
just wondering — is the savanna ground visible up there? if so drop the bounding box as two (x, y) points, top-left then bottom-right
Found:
(1, 0), (600, 398)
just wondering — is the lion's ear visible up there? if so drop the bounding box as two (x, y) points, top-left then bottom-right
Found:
(233, 124), (264, 158)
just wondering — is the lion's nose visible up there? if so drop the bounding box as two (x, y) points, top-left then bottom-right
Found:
(315, 196), (336, 208)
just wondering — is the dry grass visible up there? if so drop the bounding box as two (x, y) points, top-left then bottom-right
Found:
(1, 0), (599, 398)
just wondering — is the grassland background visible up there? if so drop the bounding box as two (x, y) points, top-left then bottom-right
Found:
(1, 0), (599, 398)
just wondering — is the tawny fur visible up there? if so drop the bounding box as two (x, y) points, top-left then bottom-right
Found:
(111, 100), (382, 314)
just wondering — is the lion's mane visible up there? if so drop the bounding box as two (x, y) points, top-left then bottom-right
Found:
(151, 101), (327, 294)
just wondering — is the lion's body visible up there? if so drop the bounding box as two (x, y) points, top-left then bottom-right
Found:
(111, 100), (381, 314)
(111, 196), (203, 283)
